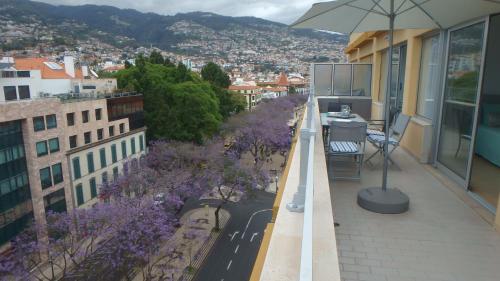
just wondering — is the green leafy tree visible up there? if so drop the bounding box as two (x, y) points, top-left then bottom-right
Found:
(149, 50), (165, 65)
(201, 62), (231, 88)
(175, 62), (190, 83)
(201, 62), (244, 118)
(215, 88), (246, 119)
(113, 60), (221, 143)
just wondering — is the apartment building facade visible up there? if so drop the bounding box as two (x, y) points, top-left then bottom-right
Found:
(0, 56), (116, 102)
(228, 85), (263, 110)
(345, 14), (500, 227)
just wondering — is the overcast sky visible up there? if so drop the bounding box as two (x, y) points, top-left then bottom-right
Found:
(36, 0), (316, 24)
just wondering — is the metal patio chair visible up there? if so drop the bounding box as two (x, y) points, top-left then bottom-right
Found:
(365, 113), (411, 169)
(327, 120), (367, 180)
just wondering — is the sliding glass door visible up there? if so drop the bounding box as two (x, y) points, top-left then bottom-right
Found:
(437, 22), (487, 181)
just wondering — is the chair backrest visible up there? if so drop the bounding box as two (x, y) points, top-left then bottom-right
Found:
(391, 113), (411, 138)
(328, 120), (367, 143)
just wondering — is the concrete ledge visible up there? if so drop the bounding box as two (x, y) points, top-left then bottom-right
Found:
(258, 99), (341, 281)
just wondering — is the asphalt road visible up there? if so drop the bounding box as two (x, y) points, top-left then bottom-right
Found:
(182, 190), (275, 281)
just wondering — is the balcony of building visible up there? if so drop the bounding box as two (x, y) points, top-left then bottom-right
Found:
(251, 63), (500, 281)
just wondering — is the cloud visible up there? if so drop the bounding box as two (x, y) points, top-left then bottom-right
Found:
(35, 0), (315, 24)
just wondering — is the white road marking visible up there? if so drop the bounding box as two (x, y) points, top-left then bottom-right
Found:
(241, 209), (271, 239)
(230, 231), (239, 242)
(250, 232), (258, 242)
(226, 260), (232, 271)
(234, 244), (240, 254)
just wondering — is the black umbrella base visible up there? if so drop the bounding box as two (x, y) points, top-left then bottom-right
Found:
(357, 187), (409, 214)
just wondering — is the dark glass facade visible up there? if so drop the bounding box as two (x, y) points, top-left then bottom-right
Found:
(107, 95), (144, 130)
(0, 121), (33, 246)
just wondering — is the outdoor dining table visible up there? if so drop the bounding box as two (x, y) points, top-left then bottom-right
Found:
(320, 112), (367, 145)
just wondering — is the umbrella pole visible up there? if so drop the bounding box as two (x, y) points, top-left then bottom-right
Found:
(357, 0), (409, 214)
(382, 4), (395, 191)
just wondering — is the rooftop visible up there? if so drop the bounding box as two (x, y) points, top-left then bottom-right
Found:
(13, 57), (84, 79)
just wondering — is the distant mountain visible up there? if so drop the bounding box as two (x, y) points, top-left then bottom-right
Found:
(0, 0), (347, 51)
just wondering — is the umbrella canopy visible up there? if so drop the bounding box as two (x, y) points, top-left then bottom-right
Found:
(292, 0), (500, 34)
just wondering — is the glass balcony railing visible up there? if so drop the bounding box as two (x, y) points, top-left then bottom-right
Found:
(313, 63), (372, 97)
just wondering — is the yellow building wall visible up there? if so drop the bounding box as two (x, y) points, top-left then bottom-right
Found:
(347, 29), (433, 161)
(348, 29), (500, 227)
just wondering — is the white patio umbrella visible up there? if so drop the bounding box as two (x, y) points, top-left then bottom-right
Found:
(292, 0), (500, 214)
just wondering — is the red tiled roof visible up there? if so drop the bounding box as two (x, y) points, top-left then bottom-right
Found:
(103, 65), (125, 72)
(276, 72), (289, 86)
(14, 57), (83, 79)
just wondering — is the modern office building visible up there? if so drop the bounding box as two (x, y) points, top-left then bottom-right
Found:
(0, 63), (145, 250)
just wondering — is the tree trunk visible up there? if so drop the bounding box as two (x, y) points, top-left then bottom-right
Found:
(214, 203), (223, 231)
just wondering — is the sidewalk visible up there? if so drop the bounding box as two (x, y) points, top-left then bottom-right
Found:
(132, 207), (230, 281)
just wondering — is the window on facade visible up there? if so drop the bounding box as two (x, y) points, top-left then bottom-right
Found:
(69, 135), (77, 149)
(72, 157), (81, 179)
(36, 141), (48, 157)
(121, 140), (127, 159)
(82, 85), (97, 90)
(84, 132), (91, 144)
(0, 144), (25, 165)
(52, 163), (63, 184)
(76, 184), (84, 206)
(97, 128), (103, 140)
(111, 144), (117, 163)
(113, 166), (119, 181)
(109, 126), (115, 137)
(87, 152), (95, 173)
(139, 135), (144, 151)
(102, 172), (108, 184)
(99, 148), (107, 168)
(130, 137), (136, 154)
(1, 71), (15, 78)
(33, 116), (45, 131)
(18, 86), (30, 99)
(95, 108), (102, 120)
(48, 138), (59, 153)
(119, 123), (125, 134)
(417, 35), (440, 120)
(82, 110), (89, 123)
(67, 113), (75, 126)
(90, 178), (97, 198)
(17, 71), (30, 77)
(3, 86), (17, 101)
(46, 114), (57, 129)
(40, 167), (52, 189)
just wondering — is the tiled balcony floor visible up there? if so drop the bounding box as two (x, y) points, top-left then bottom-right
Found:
(329, 146), (500, 281)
